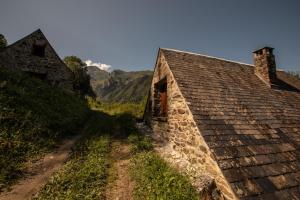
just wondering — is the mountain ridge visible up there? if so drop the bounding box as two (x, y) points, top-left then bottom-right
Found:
(87, 66), (152, 103)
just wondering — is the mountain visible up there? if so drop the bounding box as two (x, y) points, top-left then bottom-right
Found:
(87, 66), (152, 103)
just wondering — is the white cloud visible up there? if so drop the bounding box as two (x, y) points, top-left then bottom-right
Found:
(85, 59), (112, 71)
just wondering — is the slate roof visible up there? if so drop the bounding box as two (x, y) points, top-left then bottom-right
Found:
(161, 48), (300, 199)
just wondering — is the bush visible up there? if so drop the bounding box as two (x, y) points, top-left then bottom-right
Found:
(64, 56), (94, 97)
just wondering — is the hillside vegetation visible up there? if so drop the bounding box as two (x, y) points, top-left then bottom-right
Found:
(1, 65), (198, 199)
(64, 56), (94, 97)
(35, 108), (199, 200)
(36, 112), (112, 199)
(91, 105), (199, 200)
(87, 66), (152, 103)
(87, 96), (147, 119)
(0, 67), (89, 188)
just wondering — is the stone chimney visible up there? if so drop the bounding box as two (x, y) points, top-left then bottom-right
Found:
(253, 47), (277, 84)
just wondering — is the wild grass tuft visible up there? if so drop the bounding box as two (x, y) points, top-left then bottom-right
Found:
(130, 152), (199, 200)
(128, 133), (153, 153)
(124, 115), (199, 200)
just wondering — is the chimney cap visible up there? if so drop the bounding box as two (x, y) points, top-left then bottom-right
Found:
(253, 46), (274, 54)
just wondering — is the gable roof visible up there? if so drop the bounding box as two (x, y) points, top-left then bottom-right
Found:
(160, 48), (300, 199)
(1, 29), (71, 73)
(1, 29), (46, 54)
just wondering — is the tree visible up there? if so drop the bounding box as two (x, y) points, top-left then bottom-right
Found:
(0, 34), (7, 49)
(64, 56), (94, 97)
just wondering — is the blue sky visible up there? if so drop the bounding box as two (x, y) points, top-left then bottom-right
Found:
(0, 0), (300, 71)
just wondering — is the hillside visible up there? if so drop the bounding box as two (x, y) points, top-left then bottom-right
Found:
(0, 67), (89, 187)
(87, 66), (152, 103)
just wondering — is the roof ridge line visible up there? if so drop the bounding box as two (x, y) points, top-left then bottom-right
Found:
(161, 48), (254, 67)
(3, 29), (42, 50)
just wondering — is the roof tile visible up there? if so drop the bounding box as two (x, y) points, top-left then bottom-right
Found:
(161, 48), (300, 198)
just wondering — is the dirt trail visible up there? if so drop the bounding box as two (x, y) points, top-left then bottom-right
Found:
(0, 135), (81, 200)
(106, 140), (133, 200)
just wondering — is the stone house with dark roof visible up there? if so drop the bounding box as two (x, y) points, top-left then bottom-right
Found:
(0, 29), (73, 91)
(144, 47), (300, 199)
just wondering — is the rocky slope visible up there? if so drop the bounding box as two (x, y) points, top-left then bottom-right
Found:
(87, 66), (152, 103)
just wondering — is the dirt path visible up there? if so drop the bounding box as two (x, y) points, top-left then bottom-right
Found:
(106, 140), (133, 200)
(0, 135), (81, 200)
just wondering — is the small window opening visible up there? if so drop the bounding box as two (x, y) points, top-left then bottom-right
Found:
(32, 40), (46, 57)
(154, 77), (167, 118)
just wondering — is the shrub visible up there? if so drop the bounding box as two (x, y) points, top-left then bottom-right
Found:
(64, 56), (94, 97)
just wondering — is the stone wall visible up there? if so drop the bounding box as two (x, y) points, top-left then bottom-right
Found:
(0, 30), (73, 91)
(144, 51), (237, 200)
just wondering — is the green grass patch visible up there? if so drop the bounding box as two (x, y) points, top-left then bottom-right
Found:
(128, 133), (153, 153)
(0, 67), (89, 188)
(35, 113), (112, 200)
(125, 117), (199, 200)
(87, 96), (146, 119)
(130, 152), (199, 200)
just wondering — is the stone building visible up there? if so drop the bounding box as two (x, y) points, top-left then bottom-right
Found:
(144, 47), (300, 199)
(0, 29), (73, 90)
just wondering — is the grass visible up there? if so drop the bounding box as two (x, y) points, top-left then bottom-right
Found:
(130, 152), (199, 200)
(91, 101), (199, 200)
(36, 135), (110, 200)
(1, 66), (198, 199)
(128, 133), (153, 153)
(123, 114), (199, 200)
(87, 96), (146, 119)
(0, 67), (89, 188)
(35, 112), (112, 200)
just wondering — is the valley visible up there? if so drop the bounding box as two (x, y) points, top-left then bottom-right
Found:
(87, 66), (152, 103)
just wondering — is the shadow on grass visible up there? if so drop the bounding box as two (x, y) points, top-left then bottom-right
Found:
(34, 110), (140, 200)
